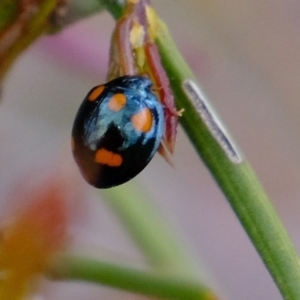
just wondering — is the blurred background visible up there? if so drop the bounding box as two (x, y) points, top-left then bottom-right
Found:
(1, 0), (300, 299)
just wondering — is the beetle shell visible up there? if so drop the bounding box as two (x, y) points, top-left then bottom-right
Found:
(72, 75), (164, 188)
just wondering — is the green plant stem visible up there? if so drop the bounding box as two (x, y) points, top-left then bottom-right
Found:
(154, 20), (300, 300)
(49, 253), (215, 300)
(48, 184), (217, 299)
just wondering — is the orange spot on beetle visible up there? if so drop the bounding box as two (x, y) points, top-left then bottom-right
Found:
(108, 93), (127, 111)
(95, 148), (123, 167)
(88, 85), (105, 101)
(131, 107), (153, 132)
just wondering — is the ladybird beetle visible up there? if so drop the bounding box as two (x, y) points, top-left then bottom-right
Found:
(72, 75), (164, 188)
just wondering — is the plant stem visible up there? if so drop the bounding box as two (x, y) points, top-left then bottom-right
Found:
(49, 253), (215, 300)
(154, 19), (300, 300)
